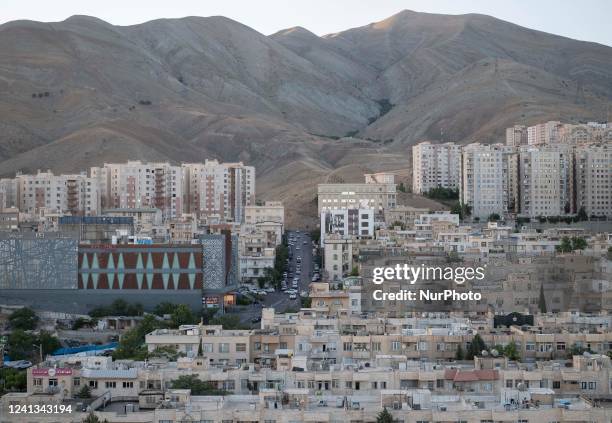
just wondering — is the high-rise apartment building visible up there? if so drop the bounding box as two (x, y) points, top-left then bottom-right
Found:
(527, 121), (562, 145)
(412, 141), (461, 194)
(182, 160), (255, 223)
(90, 161), (183, 220)
(518, 147), (563, 217)
(575, 144), (612, 218)
(505, 125), (528, 146)
(16, 171), (100, 216)
(460, 144), (510, 219)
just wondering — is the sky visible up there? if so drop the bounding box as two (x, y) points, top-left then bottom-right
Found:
(1, 0), (611, 46)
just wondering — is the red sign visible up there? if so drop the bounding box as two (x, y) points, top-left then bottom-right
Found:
(32, 368), (72, 376)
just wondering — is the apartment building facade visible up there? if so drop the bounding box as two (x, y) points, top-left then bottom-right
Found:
(412, 141), (461, 194)
(90, 161), (183, 220)
(182, 160), (255, 223)
(575, 144), (612, 218)
(15, 171), (100, 216)
(460, 144), (509, 219)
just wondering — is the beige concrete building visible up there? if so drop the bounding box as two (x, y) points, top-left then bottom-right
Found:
(318, 175), (396, 214)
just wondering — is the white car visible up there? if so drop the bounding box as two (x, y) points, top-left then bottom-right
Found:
(289, 293), (297, 300)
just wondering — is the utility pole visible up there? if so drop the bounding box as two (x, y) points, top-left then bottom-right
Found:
(33, 344), (43, 363)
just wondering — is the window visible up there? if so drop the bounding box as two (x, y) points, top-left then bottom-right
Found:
(219, 343), (229, 353)
(552, 381), (561, 389)
(391, 341), (401, 351)
(105, 381), (117, 388)
(33, 378), (42, 386)
(89, 381), (98, 388)
(202, 343), (213, 353)
(123, 381), (133, 389)
(48, 378), (58, 387)
(236, 343), (246, 352)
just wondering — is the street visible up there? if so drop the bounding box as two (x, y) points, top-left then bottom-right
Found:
(232, 230), (315, 326)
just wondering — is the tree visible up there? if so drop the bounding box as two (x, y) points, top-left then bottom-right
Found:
(376, 406), (393, 423)
(209, 315), (248, 330)
(455, 344), (465, 360)
(7, 330), (36, 360)
(9, 308), (38, 330)
(571, 237), (587, 250)
(171, 374), (228, 395)
(0, 368), (27, 394)
(467, 334), (486, 360)
(488, 213), (501, 222)
(556, 236), (573, 253)
(77, 385), (92, 398)
(170, 305), (196, 328)
(451, 202), (471, 220)
(538, 284), (547, 314)
(82, 411), (108, 423)
(112, 315), (165, 360)
(350, 266), (359, 276)
(37, 331), (61, 357)
(503, 341), (520, 360)
(577, 207), (588, 221)
(397, 182), (406, 193)
(153, 302), (177, 316)
(425, 187), (459, 201)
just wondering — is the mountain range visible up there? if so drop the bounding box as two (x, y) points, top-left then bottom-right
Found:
(1, 10), (611, 225)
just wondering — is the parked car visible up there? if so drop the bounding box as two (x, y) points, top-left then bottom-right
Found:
(5, 360), (32, 370)
(289, 293), (297, 300)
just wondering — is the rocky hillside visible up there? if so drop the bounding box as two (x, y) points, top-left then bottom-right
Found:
(1, 10), (610, 225)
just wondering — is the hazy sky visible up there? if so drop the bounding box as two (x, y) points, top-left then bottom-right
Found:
(2, 0), (611, 46)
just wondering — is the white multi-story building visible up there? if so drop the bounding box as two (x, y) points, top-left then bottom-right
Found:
(90, 161), (183, 220)
(182, 160), (255, 223)
(518, 147), (563, 217)
(318, 175), (396, 215)
(575, 144), (612, 218)
(320, 208), (374, 246)
(412, 141), (461, 194)
(460, 144), (509, 219)
(16, 171), (100, 216)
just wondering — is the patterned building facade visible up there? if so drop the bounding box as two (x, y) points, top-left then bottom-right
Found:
(78, 244), (203, 290)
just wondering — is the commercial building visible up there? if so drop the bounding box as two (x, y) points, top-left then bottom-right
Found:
(78, 244), (204, 290)
(412, 141), (461, 194)
(0, 233), (78, 289)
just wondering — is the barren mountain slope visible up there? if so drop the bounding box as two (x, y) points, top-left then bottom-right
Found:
(1, 10), (611, 226)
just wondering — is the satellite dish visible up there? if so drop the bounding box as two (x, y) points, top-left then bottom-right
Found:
(517, 383), (527, 391)
(481, 350), (489, 357)
(490, 349), (499, 357)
